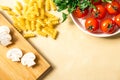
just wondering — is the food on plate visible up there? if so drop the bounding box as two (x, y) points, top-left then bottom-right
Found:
(54, 0), (120, 35)
(91, 0), (101, 5)
(53, 0), (114, 22)
(21, 52), (36, 67)
(100, 18), (116, 33)
(6, 48), (23, 61)
(0, 26), (12, 46)
(53, 0), (91, 22)
(73, 7), (88, 18)
(85, 17), (99, 32)
(0, 0), (59, 39)
(114, 14), (120, 27)
(91, 5), (106, 19)
(106, 1), (120, 15)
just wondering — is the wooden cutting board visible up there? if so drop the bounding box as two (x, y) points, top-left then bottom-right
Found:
(0, 13), (51, 80)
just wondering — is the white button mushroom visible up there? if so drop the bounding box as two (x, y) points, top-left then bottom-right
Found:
(0, 32), (12, 41)
(6, 48), (23, 62)
(21, 52), (36, 67)
(1, 39), (12, 46)
(0, 26), (10, 33)
(0, 26), (12, 46)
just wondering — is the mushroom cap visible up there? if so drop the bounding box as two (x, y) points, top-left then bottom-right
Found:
(0, 26), (12, 46)
(1, 40), (12, 46)
(0, 31), (12, 41)
(0, 26), (10, 34)
(21, 52), (36, 60)
(11, 57), (21, 61)
(27, 61), (36, 67)
(6, 48), (23, 61)
(21, 52), (36, 67)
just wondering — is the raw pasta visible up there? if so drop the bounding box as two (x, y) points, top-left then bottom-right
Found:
(23, 32), (35, 38)
(0, 0), (59, 39)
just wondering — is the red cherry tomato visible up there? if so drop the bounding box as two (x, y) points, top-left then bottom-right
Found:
(106, 1), (120, 15)
(100, 18), (116, 33)
(85, 17), (99, 32)
(114, 14), (120, 27)
(73, 7), (88, 18)
(91, 5), (106, 19)
(91, 0), (101, 5)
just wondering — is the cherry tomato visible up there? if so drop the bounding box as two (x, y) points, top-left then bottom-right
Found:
(73, 7), (88, 18)
(100, 18), (116, 33)
(114, 14), (120, 27)
(106, 1), (120, 15)
(91, 5), (106, 19)
(85, 17), (99, 32)
(91, 0), (101, 5)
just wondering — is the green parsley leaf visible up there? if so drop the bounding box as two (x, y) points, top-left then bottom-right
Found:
(62, 13), (68, 22)
(53, 0), (112, 22)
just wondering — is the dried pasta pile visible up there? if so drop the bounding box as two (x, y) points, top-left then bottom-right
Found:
(0, 0), (59, 39)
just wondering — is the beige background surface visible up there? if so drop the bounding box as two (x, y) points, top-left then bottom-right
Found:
(1, 0), (120, 80)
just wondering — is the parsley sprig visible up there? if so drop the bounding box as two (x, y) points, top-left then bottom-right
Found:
(53, 0), (112, 22)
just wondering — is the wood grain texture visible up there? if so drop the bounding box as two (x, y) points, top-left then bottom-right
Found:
(0, 13), (51, 80)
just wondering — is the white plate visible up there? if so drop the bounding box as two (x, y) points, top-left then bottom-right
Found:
(70, 13), (120, 37)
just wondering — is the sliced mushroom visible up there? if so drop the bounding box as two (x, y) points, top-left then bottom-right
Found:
(1, 39), (12, 46)
(0, 26), (10, 33)
(0, 32), (12, 41)
(0, 26), (12, 46)
(6, 48), (23, 61)
(21, 52), (36, 67)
